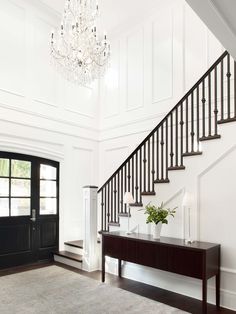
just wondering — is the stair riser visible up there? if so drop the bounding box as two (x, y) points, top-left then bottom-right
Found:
(64, 245), (84, 255)
(54, 255), (82, 270)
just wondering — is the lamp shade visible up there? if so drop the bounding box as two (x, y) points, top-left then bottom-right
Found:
(123, 192), (134, 204)
(182, 191), (193, 207)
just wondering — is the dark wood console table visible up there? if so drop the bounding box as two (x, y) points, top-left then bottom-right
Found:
(102, 231), (220, 314)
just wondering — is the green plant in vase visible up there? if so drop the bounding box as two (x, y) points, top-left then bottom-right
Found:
(144, 202), (177, 239)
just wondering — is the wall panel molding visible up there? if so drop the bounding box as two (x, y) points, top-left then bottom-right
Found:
(0, 87), (25, 99)
(64, 107), (94, 119)
(0, 139), (64, 160)
(152, 9), (174, 103)
(0, 101), (98, 133)
(126, 27), (144, 112)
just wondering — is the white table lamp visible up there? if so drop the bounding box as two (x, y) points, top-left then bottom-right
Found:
(123, 192), (134, 234)
(182, 191), (194, 244)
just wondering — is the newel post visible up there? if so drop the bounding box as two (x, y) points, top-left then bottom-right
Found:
(82, 185), (99, 272)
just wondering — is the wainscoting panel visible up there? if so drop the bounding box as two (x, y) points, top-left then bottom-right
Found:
(126, 28), (144, 111)
(152, 10), (173, 103)
(0, 1), (26, 96)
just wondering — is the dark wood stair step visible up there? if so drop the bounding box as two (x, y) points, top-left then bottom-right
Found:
(141, 191), (156, 196)
(129, 202), (143, 207)
(54, 251), (83, 263)
(154, 179), (170, 184)
(108, 222), (120, 227)
(218, 117), (236, 124)
(182, 151), (202, 157)
(199, 134), (221, 141)
(64, 240), (83, 249)
(168, 166), (185, 171)
(119, 212), (131, 217)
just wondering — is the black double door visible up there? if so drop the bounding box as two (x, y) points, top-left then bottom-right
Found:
(0, 152), (59, 269)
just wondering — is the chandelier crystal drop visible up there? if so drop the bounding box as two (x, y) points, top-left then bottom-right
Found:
(50, 0), (110, 86)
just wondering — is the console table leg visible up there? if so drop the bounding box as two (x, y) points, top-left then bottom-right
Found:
(216, 273), (220, 307)
(102, 254), (105, 282)
(202, 278), (207, 314)
(118, 259), (122, 277)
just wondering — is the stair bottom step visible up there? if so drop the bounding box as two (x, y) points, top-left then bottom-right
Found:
(54, 251), (83, 263)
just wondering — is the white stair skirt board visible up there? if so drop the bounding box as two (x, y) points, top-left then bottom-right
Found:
(54, 255), (83, 270)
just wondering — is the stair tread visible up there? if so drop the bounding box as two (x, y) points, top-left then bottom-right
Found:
(130, 202), (143, 207)
(154, 179), (170, 184)
(218, 117), (236, 124)
(199, 134), (221, 141)
(54, 251), (83, 262)
(141, 191), (156, 196)
(119, 212), (131, 217)
(182, 151), (202, 157)
(64, 240), (83, 249)
(108, 222), (120, 227)
(168, 166), (185, 170)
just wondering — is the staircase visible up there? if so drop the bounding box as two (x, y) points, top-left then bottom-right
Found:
(98, 51), (236, 231)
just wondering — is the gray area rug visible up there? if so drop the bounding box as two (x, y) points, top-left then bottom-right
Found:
(0, 265), (188, 314)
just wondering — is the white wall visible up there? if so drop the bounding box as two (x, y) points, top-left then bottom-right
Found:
(0, 0), (99, 246)
(98, 0), (236, 310)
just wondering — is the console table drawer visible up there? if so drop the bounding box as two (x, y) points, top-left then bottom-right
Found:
(137, 242), (168, 271)
(168, 248), (203, 279)
(103, 236), (138, 262)
(103, 236), (125, 259)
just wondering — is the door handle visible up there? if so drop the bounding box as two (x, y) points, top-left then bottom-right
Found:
(31, 209), (37, 222)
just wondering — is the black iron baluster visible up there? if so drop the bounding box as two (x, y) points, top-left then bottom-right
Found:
(151, 134), (155, 192)
(170, 112), (174, 167)
(120, 167), (124, 214)
(117, 171), (120, 216)
(202, 79), (206, 138)
(221, 60), (224, 120)
(180, 103), (184, 166)
(191, 92), (194, 152)
(156, 129), (159, 181)
(127, 159), (131, 192)
(139, 148), (142, 203)
(196, 86), (200, 150)
(104, 185), (107, 231)
(111, 179), (113, 223)
(165, 118), (168, 180)
(114, 176), (117, 223)
(107, 181), (110, 229)
(135, 152), (138, 203)
(175, 107), (179, 167)
(186, 98), (189, 153)
(227, 53), (231, 119)
(214, 67), (218, 136)
(161, 124), (164, 181)
(131, 156), (134, 198)
(101, 188), (104, 231)
(143, 143), (147, 192)
(124, 164), (127, 213)
(148, 138), (151, 192)
(208, 73), (212, 137)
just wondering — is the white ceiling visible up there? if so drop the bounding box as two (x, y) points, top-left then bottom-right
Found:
(39, 0), (162, 35)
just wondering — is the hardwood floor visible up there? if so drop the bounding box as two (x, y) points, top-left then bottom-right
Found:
(0, 261), (235, 314)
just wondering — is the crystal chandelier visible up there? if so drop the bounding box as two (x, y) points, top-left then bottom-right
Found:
(50, 0), (110, 86)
